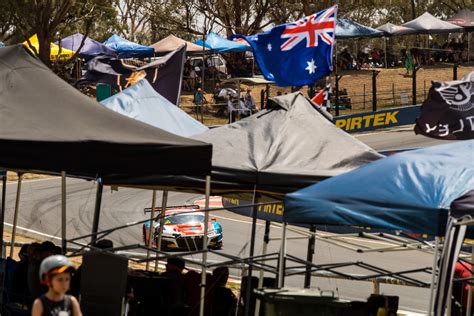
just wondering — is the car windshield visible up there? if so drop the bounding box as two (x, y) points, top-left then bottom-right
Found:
(164, 214), (204, 225)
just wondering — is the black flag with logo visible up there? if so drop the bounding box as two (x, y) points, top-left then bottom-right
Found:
(78, 45), (186, 105)
(415, 72), (474, 140)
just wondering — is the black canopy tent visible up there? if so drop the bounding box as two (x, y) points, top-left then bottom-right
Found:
(447, 9), (474, 62)
(0, 44), (212, 256)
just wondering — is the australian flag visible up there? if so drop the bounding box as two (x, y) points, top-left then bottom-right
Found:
(234, 6), (336, 87)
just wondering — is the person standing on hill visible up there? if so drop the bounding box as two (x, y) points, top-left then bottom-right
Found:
(405, 49), (414, 76)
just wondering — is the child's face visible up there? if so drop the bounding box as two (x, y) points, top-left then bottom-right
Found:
(50, 272), (71, 294)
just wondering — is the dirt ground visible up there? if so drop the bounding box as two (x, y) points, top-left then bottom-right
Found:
(179, 64), (474, 123)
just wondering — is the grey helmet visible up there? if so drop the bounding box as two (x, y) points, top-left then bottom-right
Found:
(39, 255), (75, 282)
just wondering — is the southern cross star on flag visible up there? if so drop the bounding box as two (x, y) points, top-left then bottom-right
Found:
(233, 5), (337, 87)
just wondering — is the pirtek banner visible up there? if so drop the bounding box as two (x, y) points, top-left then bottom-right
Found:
(414, 72), (474, 140)
(334, 105), (421, 133)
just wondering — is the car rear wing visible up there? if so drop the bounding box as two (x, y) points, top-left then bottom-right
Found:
(143, 204), (200, 214)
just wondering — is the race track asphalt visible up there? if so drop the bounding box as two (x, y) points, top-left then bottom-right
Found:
(2, 126), (450, 313)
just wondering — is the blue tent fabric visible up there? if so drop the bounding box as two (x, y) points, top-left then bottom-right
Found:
(103, 34), (154, 58)
(284, 140), (474, 235)
(195, 32), (249, 53)
(336, 19), (384, 39)
(100, 79), (208, 137)
(58, 33), (116, 59)
(0, 42), (4, 48)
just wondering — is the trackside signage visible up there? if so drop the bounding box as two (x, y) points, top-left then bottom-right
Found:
(334, 105), (421, 133)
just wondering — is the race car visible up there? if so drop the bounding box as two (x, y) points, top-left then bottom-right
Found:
(143, 205), (223, 250)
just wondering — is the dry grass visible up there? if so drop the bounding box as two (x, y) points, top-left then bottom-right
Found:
(180, 64), (474, 122)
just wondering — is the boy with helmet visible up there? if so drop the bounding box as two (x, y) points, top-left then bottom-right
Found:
(31, 255), (82, 316)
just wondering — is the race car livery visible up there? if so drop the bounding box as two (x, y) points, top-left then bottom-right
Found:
(143, 205), (223, 250)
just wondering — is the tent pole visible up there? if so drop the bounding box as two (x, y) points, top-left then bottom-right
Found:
(254, 220), (271, 316)
(467, 32), (471, 64)
(278, 222), (287, 288)
(9, 173), (23, 258)
(155, 190), (168, 272)
(304, 225), (316, 288)
(384, 37), (388, 69)
(244, 185), (259, 316)
(90, 179), (103, 246)
(61, 171), (67, 253)
(199, 175), (211, 316)
(0, 173), (7, 258)
(145, 190), (157, 271)
(428, 236), (440, 315)
(467, 244), (474, 316)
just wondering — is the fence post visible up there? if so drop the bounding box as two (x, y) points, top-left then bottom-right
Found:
(412, 67), (417, 105)
(363, 84), (366, 109)
(423, 81), (426, 100)
(392, 83), (395, 106)
(335, 75), (341, 116)
(372, 70), (378, 112)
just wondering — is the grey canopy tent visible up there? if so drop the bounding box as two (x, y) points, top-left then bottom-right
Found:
(113, 92), (382, 198)
(335, 19), (384, 39)
(376, 22), (416, 36)
(401, 12), (464, 34)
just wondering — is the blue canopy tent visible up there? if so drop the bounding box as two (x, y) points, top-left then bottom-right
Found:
(335, 19), (385, 39)
(58, 33), (116, 60)
(103, 34), (154, 58)
(100, 79), (208, 137)
(284, 140), (474, 235)
(194, 32), (250, 53)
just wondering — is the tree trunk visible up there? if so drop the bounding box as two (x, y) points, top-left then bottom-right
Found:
(37, 31), (52, 67)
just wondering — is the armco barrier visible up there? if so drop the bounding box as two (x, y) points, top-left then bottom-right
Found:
(334, 105), (421, 133)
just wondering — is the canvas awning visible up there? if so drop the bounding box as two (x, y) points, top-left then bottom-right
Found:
(195, 32), (250, 53)
(150, 34), (206, 54)
(103, 34), (154, 58)
(376, 22), (417, 36)
(447, 9), (474, 31)
(284, 140), (474, 236)
(58, 33), (116, 59)
(336, 19), (384, 39)
(100, 79), (208, 137)
(0, 45), (212, 182)
(401, 12), (464, 34)
(23, 34), (75, 60)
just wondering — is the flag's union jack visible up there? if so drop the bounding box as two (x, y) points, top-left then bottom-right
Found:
(280, 6), (337, 51)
